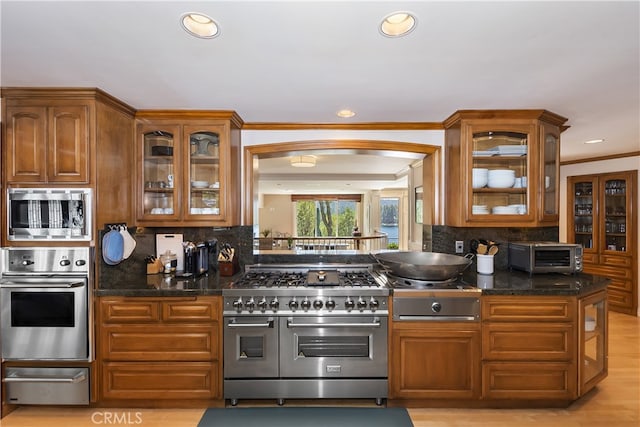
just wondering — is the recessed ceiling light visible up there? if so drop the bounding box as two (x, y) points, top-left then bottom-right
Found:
(584, 139), (605, 144)
(380, 11), (417, 37)
(180, 12), (219, 39)
(336, 109), (356, 118)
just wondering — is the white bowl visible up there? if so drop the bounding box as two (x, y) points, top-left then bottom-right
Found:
(488, 177), (516, 188)
(472, 175), (488, 188)
(191, 180), (209, 188)
(472, 168), (489, 175)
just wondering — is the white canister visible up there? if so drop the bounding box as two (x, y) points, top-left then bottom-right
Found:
(476, 254), (495, 275)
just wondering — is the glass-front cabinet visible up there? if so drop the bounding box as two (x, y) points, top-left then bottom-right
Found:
(136, 112), (242, 226)
(567, 171), (637, 315)
(444, 110), (568, 227)
(578, 290), (607, 395)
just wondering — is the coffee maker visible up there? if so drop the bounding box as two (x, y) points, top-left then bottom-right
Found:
(183, 239), (218, 276)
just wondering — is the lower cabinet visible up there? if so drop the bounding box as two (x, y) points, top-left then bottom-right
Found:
(97, 296), (222, 401)
(481, 296), (578, 401)
(388, 293), (608, 406)
(389, 322), (481, 399)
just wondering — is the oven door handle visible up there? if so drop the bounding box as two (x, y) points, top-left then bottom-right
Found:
(3, 371), (87, 384)
(227, 320), (275, 328)
(0, 280), (85, 288)
(287, 319), (381, 328)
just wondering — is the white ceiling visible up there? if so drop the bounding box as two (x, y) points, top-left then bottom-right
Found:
(1, 1), (639, 194)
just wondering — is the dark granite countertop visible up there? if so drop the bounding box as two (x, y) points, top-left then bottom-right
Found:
(95, 270), (240, 297)
(459, 269), (610, 296)
(96, 268), (609, 298)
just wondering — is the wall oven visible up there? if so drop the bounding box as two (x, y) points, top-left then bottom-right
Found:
(6, 188), (92, 241)
(0, 247), (92, 405)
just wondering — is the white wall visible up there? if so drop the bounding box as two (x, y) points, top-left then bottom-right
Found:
(560, 155), (640, 315)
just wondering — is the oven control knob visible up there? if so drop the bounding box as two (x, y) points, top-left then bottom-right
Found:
(245, 298), (256, 311)
(369, 298), (379, 310)
(431, 302), (442, 313)
(270, 298), (280, 310)
(288, 299), (299, 310)
(357, 298), (367, 310)
(233, 298), (243, 311)
(344, 298), (355, 311)
(75, 259), (86, 266)
(313, 299), (323, 310)
(21, 260), (34, 266)
(258, 298), (268, 310)
(325, 299), (336, 310)
(301, 298), (312, 310)
(60, 259), (71, 266)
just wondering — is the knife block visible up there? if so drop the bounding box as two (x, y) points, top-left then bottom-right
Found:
(219, 258), (239, 276)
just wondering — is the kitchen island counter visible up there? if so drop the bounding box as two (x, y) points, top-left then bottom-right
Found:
(460, 270), (610, 296)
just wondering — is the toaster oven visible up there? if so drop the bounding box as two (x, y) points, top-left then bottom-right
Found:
(508, 242), (583, 274)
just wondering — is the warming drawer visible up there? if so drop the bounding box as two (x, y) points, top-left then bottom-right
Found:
(3, 367), (90, 405)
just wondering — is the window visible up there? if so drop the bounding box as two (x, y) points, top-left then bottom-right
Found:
(293, 195), (360, 237)
(380, 197), (399, 245)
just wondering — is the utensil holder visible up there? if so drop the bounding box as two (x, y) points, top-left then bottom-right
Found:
(476, 254), (494, 274)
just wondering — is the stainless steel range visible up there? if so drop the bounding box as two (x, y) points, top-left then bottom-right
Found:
(223, 264), (389, 406)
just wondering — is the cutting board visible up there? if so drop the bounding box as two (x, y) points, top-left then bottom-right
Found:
(156, 234), (184, 272)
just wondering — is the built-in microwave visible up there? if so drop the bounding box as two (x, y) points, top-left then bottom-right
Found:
(508, 241), (583, 274)
(7, 188), (92, 241)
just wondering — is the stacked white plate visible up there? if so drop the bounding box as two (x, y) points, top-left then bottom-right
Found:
(492, 205), (519, 214)
(472, 204), (489, 214)
(508, 204), (527, 214)
(489, 145), (528, 156)
(472, 168), (489, 188)
(487, 169), (516, 188)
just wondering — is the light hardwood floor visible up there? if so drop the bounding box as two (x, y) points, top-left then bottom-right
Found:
(1, 311), (638, 427)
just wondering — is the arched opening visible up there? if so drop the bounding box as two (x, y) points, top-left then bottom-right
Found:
(243, 140), (441, 253)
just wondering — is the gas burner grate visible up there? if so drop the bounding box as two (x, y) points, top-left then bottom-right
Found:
(229, 268), (382, 289)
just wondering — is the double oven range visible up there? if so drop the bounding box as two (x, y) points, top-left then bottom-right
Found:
(223, 264), (389, 405)
(0, 247), (92, 405)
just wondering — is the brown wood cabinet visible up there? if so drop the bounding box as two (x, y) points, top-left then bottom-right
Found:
(481, 293), (607, 402)
(567, 171), (637, 315)
(389, 321), (481, 400)
(96, 296), (222, 402)
(134, 111), (243, 227)
(443, 110), (567, 227)
(1, 88), (136, 245)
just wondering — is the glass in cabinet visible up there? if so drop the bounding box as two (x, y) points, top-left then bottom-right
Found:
(140, 125), (180, 218)
(185, 126), (222, 218)
(603, 178), (628, 252)
(540, 124), (560, 221)
(571, 178), (595, 250)
(470, 130), (529, 219)
(579, 290), (607, 395)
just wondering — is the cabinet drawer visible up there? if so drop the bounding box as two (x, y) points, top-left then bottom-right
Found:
(162, 298), (220, 323)
(483, 323), (574, 361)
(482, 362), (576, 400)
(482, 297), (574, 322)
(607, 288), (634, 310)
(600, 255), (632, 268)
(101, 325), (218, 361)
(100, 299), (160, 323)
(591, 265), (632, 280)
(607, 277), (633, 292)
(581, 253), (599, 264)
(101, 361), (219, 400)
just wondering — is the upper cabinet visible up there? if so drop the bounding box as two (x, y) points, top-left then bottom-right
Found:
(1, 88), (136, 244)
(135, 111), (243, 227)
(444, 110), (567, 227)
(4, 102), (89, 184)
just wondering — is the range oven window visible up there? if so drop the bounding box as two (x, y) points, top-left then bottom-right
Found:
(11, 292), (75, 327)
(240, 336), (266, 358)
(297, 336), (369, 358)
